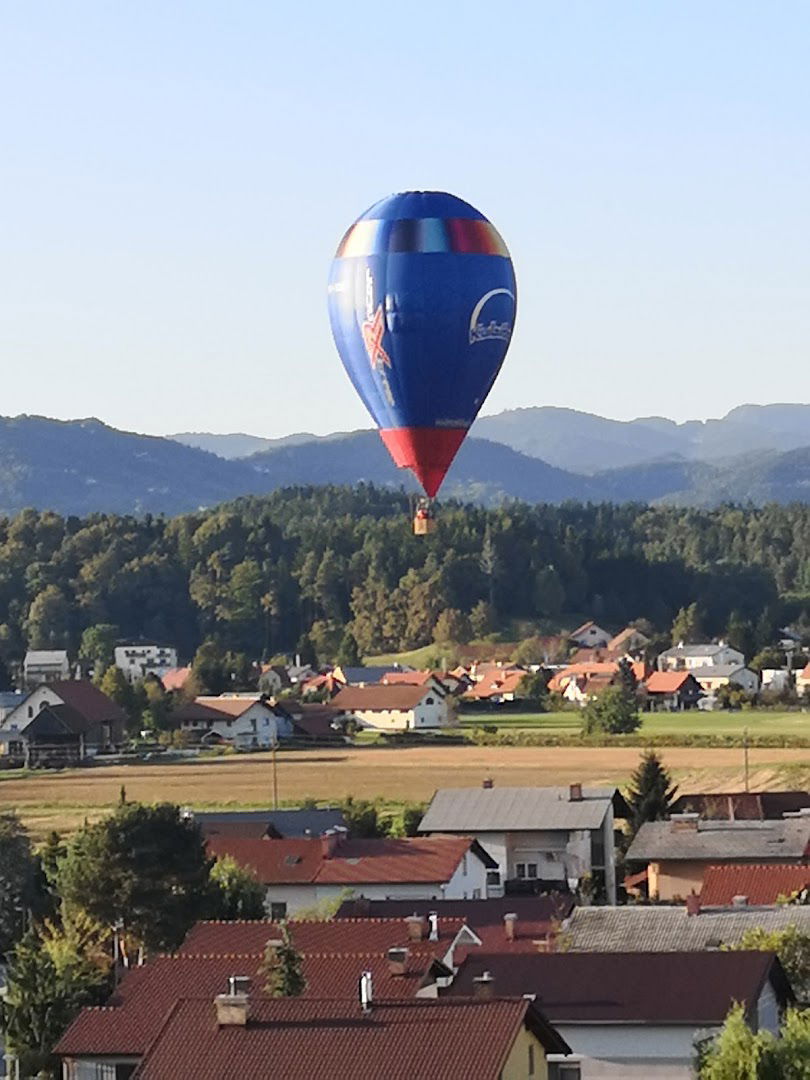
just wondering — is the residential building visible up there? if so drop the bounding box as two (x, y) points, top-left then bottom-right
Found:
(419, 783), (622, 904)
(462, 668), (528, 704)
(562, 903), (810, 952)
(657, 642), (744, 672)
(381, 670), (450, 697)
(568, 622), (610, 649)
(445, 951), (792, 1079)
(606, 626), (650, 655)
(22, 649), (70, 686)
(690, 664), (759, 695)
(113, 643), (178, 682)
(207, 831), (496, 917)
(331, 683), (449, 731)
(0, 691), (27, 723)
(171, 694), (292, 749)
(700, 863), (810, 906)
(625, 814), (810, 901)
(189, 807), (348, 839)
(644, 670), (703, 711)
(0, 680), (126, 765)
(332, 664), (411, 686)
(60, 992), (569, 1080)
(258, 663), (291, 694)
(796, 662), (810, 696)
(160, 666), (192, 692)
(761, 668), (790, 692)
(670, 790), (810, 820)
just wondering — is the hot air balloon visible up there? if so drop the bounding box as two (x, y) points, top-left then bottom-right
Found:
(327, 191), (516, 533)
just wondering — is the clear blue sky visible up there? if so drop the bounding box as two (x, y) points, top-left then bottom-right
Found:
(2, 1), (808, 437)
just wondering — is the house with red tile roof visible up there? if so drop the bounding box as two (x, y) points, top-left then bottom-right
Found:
(331, 683), (449, 731)
(700, 863), (810, 907)
(205, 831), (497, 917)
(644, 670), (703, 711)
(0, 679), (126, 765)
(160, 665), (192, 692)
(130, 996), (569, 1080)
(568, 621), (610, 648)
(171, 694), (292, 749)
(445, 950), (792, 1078)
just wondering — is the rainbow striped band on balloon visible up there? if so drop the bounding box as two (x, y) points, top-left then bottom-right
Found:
(335, 217), (509, 258)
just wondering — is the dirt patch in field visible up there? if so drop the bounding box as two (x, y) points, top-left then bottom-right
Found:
(3, 745), (810, 839)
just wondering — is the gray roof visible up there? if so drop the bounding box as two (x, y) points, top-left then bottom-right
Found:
(419, 786), (615, 833)
(627, 817), (810, 862)
(689, 664), (752, 679)
(338, 666), (408, 684)
(24, 650), (68, 664)
(190, 808), (347, 837)
(565, 904), (810, 952)
(659, 644), (735, 658)
(0, 691), (27, 710)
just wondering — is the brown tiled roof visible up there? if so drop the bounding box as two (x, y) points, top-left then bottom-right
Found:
(671, 791), (810, 821)
(381, 670), (440, 686)
(547, 662), (618, 693)
(645, 670), (696, 693)
(331, 684), (431, 711)
(205, 834), (487, 886)
(174, 696), (262, 721)
(463, 670), (527, 700)
(48, 679), (127, 725)
(335, 895), (575, 928)
(446, 951), (792, 1023)
(161, 666), (192, 691)
(701, 863), (810, 906)
(132, 997), (568, 1079)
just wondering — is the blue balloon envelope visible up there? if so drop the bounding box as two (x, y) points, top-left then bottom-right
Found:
(327, 191), (516, 496)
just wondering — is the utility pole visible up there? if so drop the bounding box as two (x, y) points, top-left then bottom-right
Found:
(272, 738), (279, 810)
(743, 727), (750, 793)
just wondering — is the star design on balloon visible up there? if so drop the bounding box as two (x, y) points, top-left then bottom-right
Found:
(361, 305), (392, 371)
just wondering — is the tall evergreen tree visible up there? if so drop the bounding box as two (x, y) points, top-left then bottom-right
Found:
(626, 750), (678, 835)
(261, 925), (306, 998)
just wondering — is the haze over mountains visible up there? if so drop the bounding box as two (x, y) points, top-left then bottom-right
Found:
(0, 404), (808, 517)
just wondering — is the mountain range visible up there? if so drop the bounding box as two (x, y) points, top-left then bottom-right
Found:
(0, 405), (808, 517)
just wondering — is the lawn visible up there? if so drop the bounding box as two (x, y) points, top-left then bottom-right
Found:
(460, 709), (810, 738)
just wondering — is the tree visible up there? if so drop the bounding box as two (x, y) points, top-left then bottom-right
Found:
(335, 628), (361, 667)
(0, 929), (109, 1078)
(726, 925), (810, 1004)
(57, 803), (212, 952)
(581, 685), (641, 735)
(534, 565), (565, 618)
(340, 796), (382, 838)
(0, 812), (35, 954)
(433, 608), (471, 645)
(191, 639), (231, 695)
(260, 925), (306, 997)
(625, 750), (677, 835)
(518, 670), (548, 708)
(725, 610), (756, 662)
(469, 599), (497, 639)
(24, 584), (72, 650)
(78, 623), (119, 676)
(699, 1003), (810, 1078)
(98, 664), (136, 724)
(670, 602), (703, 645)
(715, 681), (749, 710)
(295, 632), (318, 668)
(206, 856), (266, 920)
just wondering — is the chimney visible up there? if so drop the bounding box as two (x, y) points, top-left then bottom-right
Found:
(503, 912), (518, 941)
(320, 829), (339, 859)
(387, 947), (409, 976)
(428, 911), (439, 942)
(482, 777), (494, 789)
(472, 971), (494, 1000)
(355, 896), (372, 916)
(215, 976), (251, 1026)
(686, 891), (701, 917)
(406, 914), (426, 942)
(569, 782), (583, 802)
(359, 970), (373, 1013)
(671, 813), (700, 832)
(732, 894), (749, 907)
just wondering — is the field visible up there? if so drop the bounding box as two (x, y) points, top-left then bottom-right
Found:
(461, 709), (810, 737)
(4, 743), (810, 841)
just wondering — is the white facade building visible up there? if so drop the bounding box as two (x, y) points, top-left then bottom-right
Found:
(657, 642), (744, 672)
(23, 650), (70, 686)
(331, 684), (448, 731)
(173, 695), (291, 749)
(114, 643), (178, 682)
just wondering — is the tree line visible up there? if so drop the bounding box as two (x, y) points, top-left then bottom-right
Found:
(1, 488), (810, 669)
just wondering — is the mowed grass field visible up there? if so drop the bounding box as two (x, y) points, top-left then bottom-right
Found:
(461, 709), (810, 737)
(4, 742), (810, 841)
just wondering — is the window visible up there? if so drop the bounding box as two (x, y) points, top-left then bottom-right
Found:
(516, 862), (538, 879)
(461, 853), (468, 875)
(425, 696), (434, 704)
(528, 1044), (535, 1076)
(270, 902), (287, 921)
(472, 888), (481, 899)
(549, 1065), (581, 1080)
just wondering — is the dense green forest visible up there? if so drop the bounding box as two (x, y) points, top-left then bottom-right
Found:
(2, 487), (810, 664)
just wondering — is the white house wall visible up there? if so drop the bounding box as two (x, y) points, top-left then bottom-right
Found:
(553, 1023), (719, 1078)
(351, 697), (448, 731)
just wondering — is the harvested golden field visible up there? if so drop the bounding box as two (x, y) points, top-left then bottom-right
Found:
(4, 744), (810, 840)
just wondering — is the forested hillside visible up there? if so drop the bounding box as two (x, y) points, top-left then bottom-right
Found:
(2, 489), (810, 664)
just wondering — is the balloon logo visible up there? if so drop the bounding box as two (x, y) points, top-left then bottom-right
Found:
(328, 191), (516, 498)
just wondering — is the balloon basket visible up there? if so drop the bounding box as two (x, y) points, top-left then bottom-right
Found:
(413, 513), (436, 536)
